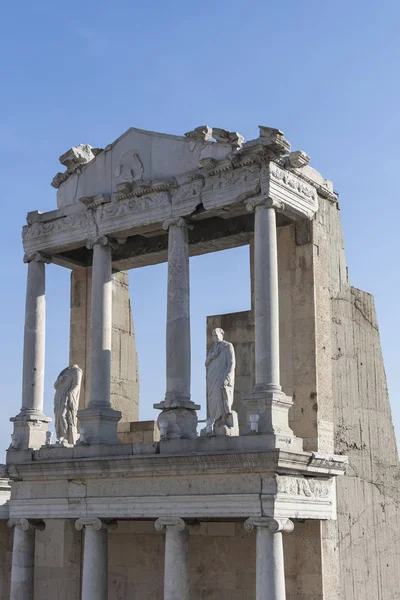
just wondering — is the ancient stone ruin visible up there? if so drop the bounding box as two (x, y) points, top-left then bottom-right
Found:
(0, 124), (399, 599)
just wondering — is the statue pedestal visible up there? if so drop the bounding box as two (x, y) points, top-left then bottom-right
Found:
(154, 402), (200, 440)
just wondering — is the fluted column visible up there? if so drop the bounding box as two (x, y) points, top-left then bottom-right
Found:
(77, 236), (121, 443)
(155, 518), (190, 600)
(243, 198), (299, 448)
(9, 518), (45, 600)
(154, 218), (199, 440)
(10, 253), (51, 449)
(244, 517), (293, 600)
(75, 517), (117, 600)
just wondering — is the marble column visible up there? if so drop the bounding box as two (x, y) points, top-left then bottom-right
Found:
(75, 518), (117, 600)
(244, 517), (293, 600)
(155, 518), (190, 600)
(243, 198), (299, 448)
(9, 518), (45, 600)
(10, 253), (51, 449)
(78, 236), (121, 443)
(154, 218), (199, 440)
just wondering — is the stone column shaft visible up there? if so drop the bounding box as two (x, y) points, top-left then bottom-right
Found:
(76, 518), (116, 600)
(245, 518), (293, 600)
(155, 518), (190, 600)
(254, 203), (280, 389)
(165, 219), (191, 404)
(22, 260), (46, 413)
(9, 519), (45, 600)
(89, 240), (112, 408)
(77, 237), (121, 443)
(10, 254), (50, 449)
(154, 218), (199, 440)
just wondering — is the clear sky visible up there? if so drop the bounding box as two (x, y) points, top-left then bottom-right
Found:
(0, 0), (399, 453)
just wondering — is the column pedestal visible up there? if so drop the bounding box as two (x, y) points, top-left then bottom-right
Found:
(10, 254), (51, 450)
(155, 518), (190, 600)
(75, 517), (117, 600)
(9, 518), (45, 600)
(154, 218), (199, 440)
(244, 517), (293, 600)
(78, 237), (121, 444)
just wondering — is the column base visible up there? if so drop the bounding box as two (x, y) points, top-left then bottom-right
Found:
(242, 387), (303, 451)
(77, 406), (121, 444)
(9, 410), (51, 450)
(154, 403), (200, 440)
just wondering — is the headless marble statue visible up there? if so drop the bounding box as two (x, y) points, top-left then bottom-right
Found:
(54, 364), (82, 446)
(205, 328), (239, 436)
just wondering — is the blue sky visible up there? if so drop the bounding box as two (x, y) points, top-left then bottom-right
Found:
(0, 0), (399, 452)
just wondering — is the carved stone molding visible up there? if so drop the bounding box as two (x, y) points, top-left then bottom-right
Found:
(80, 194), (111, 209)
(308, 452), (348, 473)
(269, 161), (317, 202)
(288, 150), (310, 169)
(244, 517), (294, 533)
(8, 518), (45, 532)
(23, 252), (52, 264)
(154, 517), (186, 532)
(246, 196), (285, 212)
(75, 517), (117, 531)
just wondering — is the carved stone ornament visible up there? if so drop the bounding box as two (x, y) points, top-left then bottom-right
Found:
(75, 518), (117, 531)
(246, 196), (285, 212)
(154, 517), (186, 532)
(114, 152), (144, 183)
(276, 475), (332, 498)
(269, 161), (317, 202)
(162, 217), (192, 231)
(8, 518), (45, 532)
(86, 235), (111, 250)
(23, 252), (52, 264)
(244, 517), (294, 533)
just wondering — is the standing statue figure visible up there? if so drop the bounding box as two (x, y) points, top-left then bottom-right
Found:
(205, 328), (239, 436)
(54, 364), (83, 446)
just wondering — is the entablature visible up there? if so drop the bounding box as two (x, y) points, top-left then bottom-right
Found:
(22, 126), (337, 269)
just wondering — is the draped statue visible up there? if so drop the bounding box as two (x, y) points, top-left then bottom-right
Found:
(205, 328), (239, 436)
(54, 364), (82, 446)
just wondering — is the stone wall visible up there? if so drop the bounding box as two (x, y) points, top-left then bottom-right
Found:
(0, 522), (12, 600)
(69, 268), (139, 422)
(207, 195), (400, 598)
(33, 520), (81, 600)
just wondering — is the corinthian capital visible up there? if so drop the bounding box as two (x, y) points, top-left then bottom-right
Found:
(244, 517), (294, 533)
(246, 197), (285, 213)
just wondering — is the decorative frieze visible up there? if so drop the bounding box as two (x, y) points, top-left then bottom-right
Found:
(276, 475), (332, 499)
